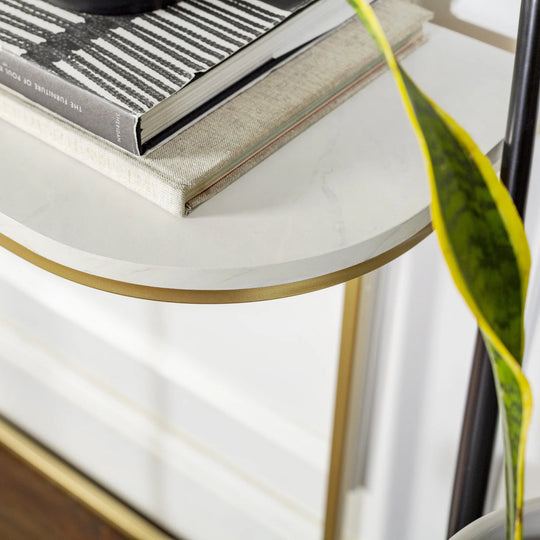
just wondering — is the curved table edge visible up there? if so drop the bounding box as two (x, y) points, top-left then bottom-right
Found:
(0, 224), (432, 304)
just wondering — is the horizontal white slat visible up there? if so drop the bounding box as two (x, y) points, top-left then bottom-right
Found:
(0, 247), (344, 528)
(0, 317), (322, 539)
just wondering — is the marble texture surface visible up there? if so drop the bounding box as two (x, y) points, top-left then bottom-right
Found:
(0, 25), (513, 292)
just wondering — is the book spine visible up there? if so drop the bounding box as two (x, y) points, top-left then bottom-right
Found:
(0, 50), (140, 155)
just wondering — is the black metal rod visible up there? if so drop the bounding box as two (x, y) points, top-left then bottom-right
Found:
(448, 0), (540, 536)
(501, 0), (540, 217)
(447, 336), (498, 536)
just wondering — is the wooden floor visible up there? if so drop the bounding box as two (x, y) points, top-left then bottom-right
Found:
(0, 418), (179, 540)
(0, 440), (131, 540)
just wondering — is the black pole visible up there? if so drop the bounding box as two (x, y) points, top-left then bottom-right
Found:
(447, 336), (498, 536)
(448, 0), (540, 536)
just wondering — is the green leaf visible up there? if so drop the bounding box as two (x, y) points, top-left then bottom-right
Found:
(346, 1), (533, 538)
(485, 335), (531, 538)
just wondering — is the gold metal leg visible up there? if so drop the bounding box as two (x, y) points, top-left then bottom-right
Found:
(324, 274), (381, 540)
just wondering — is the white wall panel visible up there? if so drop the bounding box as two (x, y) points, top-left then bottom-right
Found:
(0, 247), (345, 538)
(356, 235), (477, 540)
(450, 0), (520, 38)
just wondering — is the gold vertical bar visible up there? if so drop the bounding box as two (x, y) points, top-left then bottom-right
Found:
(324, 277), (363, 540)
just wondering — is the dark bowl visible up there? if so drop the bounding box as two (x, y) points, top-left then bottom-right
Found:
(44, 0), (175, 15)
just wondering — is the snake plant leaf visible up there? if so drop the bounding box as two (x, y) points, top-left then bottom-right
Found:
(485, 334), (532, 539)
(346, 1), (533, 538)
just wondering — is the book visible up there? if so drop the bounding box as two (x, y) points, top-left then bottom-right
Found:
(0, 0), (431, 216)
(0, 0), (362, 155)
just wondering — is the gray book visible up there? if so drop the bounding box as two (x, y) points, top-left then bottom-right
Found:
(0, 0), (431, 216)
(0, 0), (362, 154)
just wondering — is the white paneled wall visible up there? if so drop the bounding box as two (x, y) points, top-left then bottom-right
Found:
(522, 145), (540, 505)
(450, 0), (520, 38)
(0, 248), (344, 539)
(0, 2), (536, 540)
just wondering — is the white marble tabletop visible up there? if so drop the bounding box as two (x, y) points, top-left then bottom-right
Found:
(0, 25), (514, 301)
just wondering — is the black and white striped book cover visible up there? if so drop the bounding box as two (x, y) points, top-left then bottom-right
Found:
(0, 0), (309, 153)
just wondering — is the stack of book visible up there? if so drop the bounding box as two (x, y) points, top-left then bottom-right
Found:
(0, 0), (430, 216)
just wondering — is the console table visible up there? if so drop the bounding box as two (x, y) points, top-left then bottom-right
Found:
(0, 24), (514, 540)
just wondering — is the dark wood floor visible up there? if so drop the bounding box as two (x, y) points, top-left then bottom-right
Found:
(0, 417), (180, 540)
(0, 441), (131, 540)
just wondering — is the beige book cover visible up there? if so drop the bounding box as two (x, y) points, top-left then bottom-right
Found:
(0, 0), (431, 216)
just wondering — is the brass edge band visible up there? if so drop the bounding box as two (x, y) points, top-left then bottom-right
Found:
(0, 224), (432, 304)
(0, 416), (175, 540)
(324, 278), (363, 540)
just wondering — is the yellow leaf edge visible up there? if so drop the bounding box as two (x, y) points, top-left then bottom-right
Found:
(345, 0), (531, 364)
(429, 108), (532, 540)
(346, 0), (533, 537)
(483, 331), (532, 540)
(346, 0), (531, 330)
(431, 104), (531, 314)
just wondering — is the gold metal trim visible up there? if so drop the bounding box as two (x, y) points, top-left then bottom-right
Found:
(324, 278), (363, 540)
(0, 416), (175, 540)
(0, 224), (431, 304)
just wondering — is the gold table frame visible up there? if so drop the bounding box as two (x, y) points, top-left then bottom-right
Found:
(0, 223), (432, 540)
